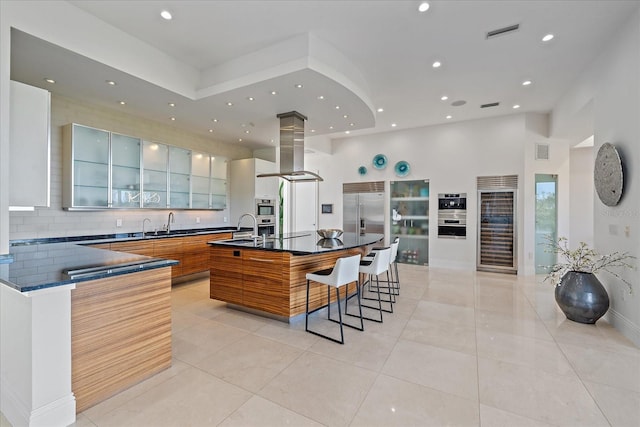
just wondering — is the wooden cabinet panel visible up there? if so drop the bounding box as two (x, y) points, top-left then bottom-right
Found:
(110, 240), (154, 257)
(72, 267), (171, 412)
(210, 246), (243, 305)
(182, 233), (231, 276)
(153, 238), (184, 278)
(242, 250), (286, 316)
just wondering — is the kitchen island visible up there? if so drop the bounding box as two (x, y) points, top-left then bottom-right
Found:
(208, 232), (384, 319)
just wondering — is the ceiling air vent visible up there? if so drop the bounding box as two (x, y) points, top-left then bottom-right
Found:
(486, 24), (520, 40)
(536, 143), (550, 160)
(480, 102), (500, 108)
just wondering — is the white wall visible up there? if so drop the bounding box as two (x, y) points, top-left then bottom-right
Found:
(552, 7), (640, 346)
(307, 114), (528, 270)
(570, 147), (594, 247)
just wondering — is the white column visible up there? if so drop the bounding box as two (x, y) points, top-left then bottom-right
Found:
(1, 282), (76, 427)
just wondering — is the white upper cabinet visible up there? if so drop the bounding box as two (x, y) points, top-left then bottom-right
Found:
(9, 81), (51, 209)
(63, 123), (227, 210)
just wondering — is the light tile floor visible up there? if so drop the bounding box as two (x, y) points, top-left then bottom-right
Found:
(3, 265), (639, 426)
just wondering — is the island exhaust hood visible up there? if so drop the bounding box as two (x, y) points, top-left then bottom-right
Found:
(256, 111), (323, 182)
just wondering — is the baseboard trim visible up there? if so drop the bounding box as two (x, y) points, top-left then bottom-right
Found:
(606, 308), (640, 348)
(1, 378), (76, 427)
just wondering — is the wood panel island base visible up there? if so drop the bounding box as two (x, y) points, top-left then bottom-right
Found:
(209, 232), (384, 319)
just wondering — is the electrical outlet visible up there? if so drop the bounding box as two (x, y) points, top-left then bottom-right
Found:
(224, 217), (227, 222)
(116, 218), (123, 227)
(624, 225), (630, 237)
(196, 217), (200, 224)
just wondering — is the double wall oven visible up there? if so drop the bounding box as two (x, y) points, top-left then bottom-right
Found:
(437, 193), (467, 239)
(256, 198), (276, 236)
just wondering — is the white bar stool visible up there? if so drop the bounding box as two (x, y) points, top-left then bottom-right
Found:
(354, 247), (392, 322)
(305, 254), (363, 344)
(366, 237), (400, 298)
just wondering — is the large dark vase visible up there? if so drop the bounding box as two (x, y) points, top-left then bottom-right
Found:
(555, 271), (610, 324)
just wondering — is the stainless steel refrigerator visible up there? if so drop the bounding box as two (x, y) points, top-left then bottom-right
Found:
(343, 181), (385, 235)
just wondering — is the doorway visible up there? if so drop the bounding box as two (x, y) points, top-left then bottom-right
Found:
(535, 174), (558, 274)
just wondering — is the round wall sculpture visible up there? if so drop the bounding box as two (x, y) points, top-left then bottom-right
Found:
(594, 142), (624, 207)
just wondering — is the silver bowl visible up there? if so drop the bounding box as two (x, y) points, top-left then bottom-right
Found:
(317, 229), (343, 239)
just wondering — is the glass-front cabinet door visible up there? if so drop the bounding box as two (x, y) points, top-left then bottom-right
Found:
(67, 124), (110, 208)
(169, 146), (191, 208)
(142, 141), (168, 208)
(64, 123), (228, 210)
(191, 152), (210, 209)
(111, 133), (141, 208)
(390, 180), (429, 265)
(210, 156), (227, 209)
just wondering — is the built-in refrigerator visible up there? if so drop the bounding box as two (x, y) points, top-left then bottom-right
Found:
(343, 181), (385, 236)
(476, 175), (518, 274)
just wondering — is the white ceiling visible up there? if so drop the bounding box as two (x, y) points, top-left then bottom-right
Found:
(9, 0), (639, 150)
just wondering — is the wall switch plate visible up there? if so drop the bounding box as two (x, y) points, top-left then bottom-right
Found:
(196, 217), (200, 224)
(224, 217), (227, 222)
(116, 218), (123, 227)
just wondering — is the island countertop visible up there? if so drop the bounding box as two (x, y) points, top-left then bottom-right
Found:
(208, 231), (384, 255)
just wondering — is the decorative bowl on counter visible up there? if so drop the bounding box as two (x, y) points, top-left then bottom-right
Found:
(317, 229), (344, 239)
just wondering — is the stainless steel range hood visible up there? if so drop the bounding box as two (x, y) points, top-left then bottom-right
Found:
(256, 111), (323, 182)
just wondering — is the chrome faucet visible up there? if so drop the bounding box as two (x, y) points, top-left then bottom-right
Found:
(164, 212), (175, 234)
(237, 213), (258, 237)
(142, 218), (151, 237)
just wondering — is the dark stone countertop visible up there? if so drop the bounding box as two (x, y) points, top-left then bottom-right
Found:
(1, 226), (241, 293)
(209, 231), (384, 255)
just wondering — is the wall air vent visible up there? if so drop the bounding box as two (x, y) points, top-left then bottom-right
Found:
(535, 143), (550, 160)
(480, 102), (500, 108)
(486, 24), (520, 39)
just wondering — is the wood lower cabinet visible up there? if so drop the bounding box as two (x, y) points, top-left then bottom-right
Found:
(153, 237), (184, 278)
(72, 267), (172, 412)
(242, 250), (286, 316)
(90, 232), (232, 279)
(210, 246), (243, 305)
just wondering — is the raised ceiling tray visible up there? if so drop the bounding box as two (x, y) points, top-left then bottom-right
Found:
(594, 142), (624, 206)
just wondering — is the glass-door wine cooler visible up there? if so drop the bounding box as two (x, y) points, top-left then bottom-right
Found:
(477, 175), (518, 274)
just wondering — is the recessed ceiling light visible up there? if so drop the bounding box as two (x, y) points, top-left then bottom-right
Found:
(391, 123), (397, 127)
(335, 105), (340, 110)
(270, 91), (277, 95)
(270, 139), (274, 143)
(345, 131), (351, 134)
(329, 126), (334, 130)
(118, 101), (126, 105)
(432, 61), (442, 68)
(211, 118), (218, 122)
(295, 84), (303, 88)
(247, 97), (254, 101)
(522, 80), (532, 86)
(105, 80), (116, 86)
(418, 2), (430, 12)
(350, 123), (355, 126)
(44, 78), (56, 84)
(238, 138), (243, 142)
(170, 117), (176, 121)
(441, 95), (449, 101)
(244, 130), (250, 134)
(209, 129), (214, 133)
(310, 129), (316, 133)
(317, 95), (325, 100)
(377, 108), (384, 113)
(446, 115), (452, 119)
(160, 10), (172, 20)
(513, 104), (520, 109)
(168, 102), (175, 107)
(343, 115), (348, 119)
(226, 102), (233, 106)
(542, 34), (554, 42)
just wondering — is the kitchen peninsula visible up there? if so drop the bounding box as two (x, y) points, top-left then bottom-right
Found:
(208, 232), (384, 319)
